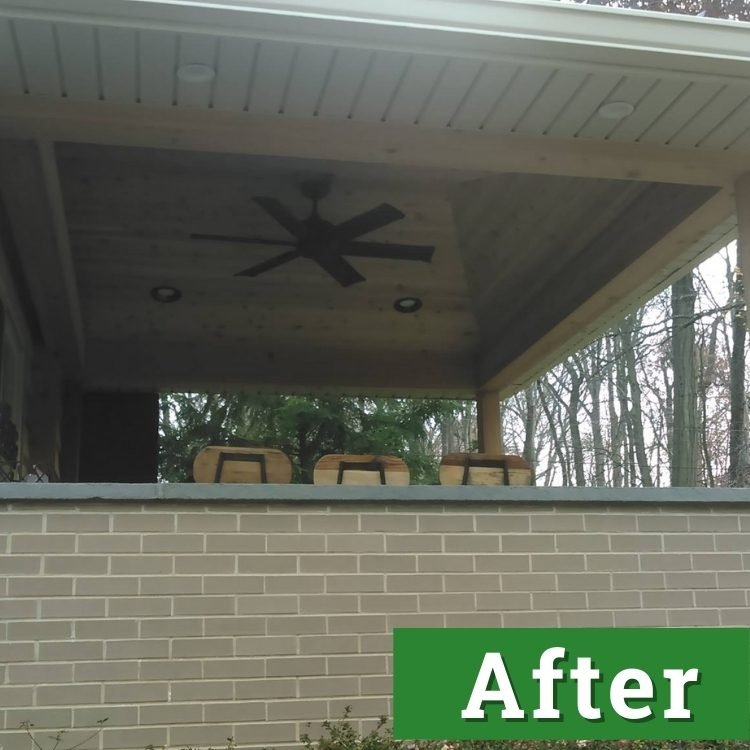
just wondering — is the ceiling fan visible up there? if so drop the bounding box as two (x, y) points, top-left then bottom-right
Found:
(190, 176), (435, 287)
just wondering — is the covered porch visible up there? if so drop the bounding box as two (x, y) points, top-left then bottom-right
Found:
(0, 0), (748, 481)
(2, 3), (750, 748)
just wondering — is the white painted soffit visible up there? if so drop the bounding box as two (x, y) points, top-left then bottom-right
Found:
(1, 0), (750, 79)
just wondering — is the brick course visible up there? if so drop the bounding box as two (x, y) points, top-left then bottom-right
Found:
(1, 500), (750, 750)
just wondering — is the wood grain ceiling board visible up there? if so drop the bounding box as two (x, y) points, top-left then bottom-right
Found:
(57, 144), (479, 392)
(83, 338), (475, 396)
(1, 16), (749, 151)
(453, 174), (650, 337)
(53, 141), (723, 396)
(475, 181), (721, 382)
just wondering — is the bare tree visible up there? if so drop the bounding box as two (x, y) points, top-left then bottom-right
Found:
(728, 265), (748, 485)
(671, 272), (699, 486)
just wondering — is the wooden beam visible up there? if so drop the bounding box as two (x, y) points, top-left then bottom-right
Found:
(0, 197), (39, 352)
(36, 140), (86, 361)
(738, 173), (750, 321)
(0, 96), (746, 187)
(0, 139), (85, 374)
(476, 391), (503, 453)
(83, 340), (477, 397)
(480, 187), (735, 396)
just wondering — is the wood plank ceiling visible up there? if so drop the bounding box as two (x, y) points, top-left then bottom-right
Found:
(0, 3), (742, 396)
(57, 145), (480, 394)
(54, 144), (717, 395)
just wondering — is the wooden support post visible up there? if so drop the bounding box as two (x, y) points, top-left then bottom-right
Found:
(738, 174), (750, 319)
(477, 391), (503, 453)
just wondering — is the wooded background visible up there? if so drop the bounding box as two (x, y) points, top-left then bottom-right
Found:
(160, 246), (747, 488)
(159, 1), (749, 489)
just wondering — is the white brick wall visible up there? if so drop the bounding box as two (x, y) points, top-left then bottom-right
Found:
(1, 499), (750, 750)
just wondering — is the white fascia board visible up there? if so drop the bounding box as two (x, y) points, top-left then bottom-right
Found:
(1, 0), (749, 79)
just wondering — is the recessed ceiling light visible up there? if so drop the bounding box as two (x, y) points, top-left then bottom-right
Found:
(150, 286), (182, 303)
(597, 101), (635, 120)
(176, 63), (216, 84)
(394, 297), (422, 314)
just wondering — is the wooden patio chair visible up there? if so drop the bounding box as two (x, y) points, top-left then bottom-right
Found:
(313, 454), (410, 486)
(193, 446), (293, 484)
(439, 453), (532, 486)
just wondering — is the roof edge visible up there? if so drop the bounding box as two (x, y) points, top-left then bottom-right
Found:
(2, 0), (750, 78)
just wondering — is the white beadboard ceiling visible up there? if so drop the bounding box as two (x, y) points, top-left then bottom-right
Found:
(0, 12), (749, 151)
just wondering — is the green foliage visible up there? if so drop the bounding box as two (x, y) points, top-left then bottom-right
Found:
(301, 710), (750, 750)
(301, 708), (394, 750)
(577, 0), (749, 21)
(159, 392), (465, 484)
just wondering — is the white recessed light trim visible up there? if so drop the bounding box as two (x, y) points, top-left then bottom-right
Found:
(597, 101), (635, 120)
(151, 286), (182, 303)
(394, 297), (423, 314)
(176, 64), (216, 84)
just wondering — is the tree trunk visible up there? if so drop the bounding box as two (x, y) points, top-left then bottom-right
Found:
(586, 342), (607, 487)
(620, 317), (653, 487)
(729, 267), (748, 486)
(537, 380), (570, 486)
(522, 384), (537, 485)
(564, 360), (586, 486)
(607, 335), (623, 487)
(615, 335), (632, 487)
(671, 271), (699, 486)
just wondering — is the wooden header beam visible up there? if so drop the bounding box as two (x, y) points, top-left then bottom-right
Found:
(82, 340), (476, 397)
(0, 96), (746, 188)
(0, 140), (85, 374)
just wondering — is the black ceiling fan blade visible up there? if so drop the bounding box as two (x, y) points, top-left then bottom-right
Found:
(340, 241), (435, 262)
(235, 249), (300, 277)
(315, 254), (365, 287)
(253, 197), (306, 238)
(332, 203), (405, 241)
(191, 232), (296, 247)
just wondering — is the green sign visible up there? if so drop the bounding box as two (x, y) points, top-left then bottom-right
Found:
(393, 628), (750, 740)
